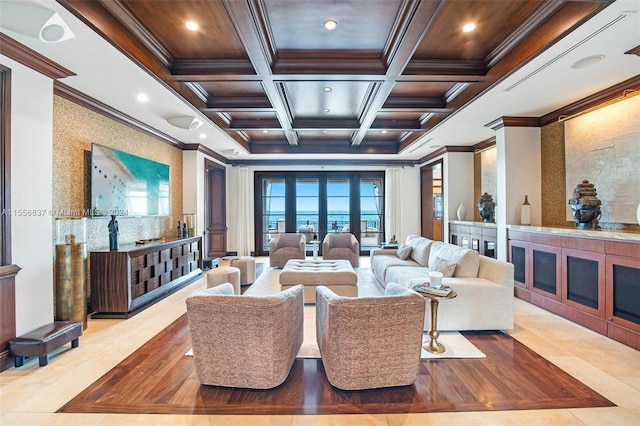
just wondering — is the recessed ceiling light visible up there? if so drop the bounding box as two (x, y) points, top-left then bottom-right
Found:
(572, 55), (605, 69)
(324, 20), (338, 31)
(199, 133), (206, 139)
(381, 130), (388, 134)
(462, 23), (476, 33)
(322, 108), (330, 113)
(136, 93), (149, 103)
(262, 130), (269, 134)
(323, 86), (332, 92)
(186, 21), (199, 31)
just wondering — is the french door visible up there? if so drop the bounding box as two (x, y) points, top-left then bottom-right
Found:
(255, 172), (384, 256)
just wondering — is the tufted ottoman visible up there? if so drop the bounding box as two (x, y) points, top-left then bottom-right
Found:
(279, 259), (358, 304)
(206, 266), (241, 294)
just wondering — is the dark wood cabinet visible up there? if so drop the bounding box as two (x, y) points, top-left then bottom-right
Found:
(449, 222), (497, 258)
(508, 227), (640, 350)
(90, 237), (202, 318)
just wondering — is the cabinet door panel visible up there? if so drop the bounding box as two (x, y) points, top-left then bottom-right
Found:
(606, 255), (640, 333)
(530, 243), (562, 301)
(561, 248), (605, 318)
(508, 240), (528, 288)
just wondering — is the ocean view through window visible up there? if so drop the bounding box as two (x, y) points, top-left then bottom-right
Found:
(255, 172), (385, 256)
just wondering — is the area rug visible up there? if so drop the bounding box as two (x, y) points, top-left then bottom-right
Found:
(59, 312), (615, 416)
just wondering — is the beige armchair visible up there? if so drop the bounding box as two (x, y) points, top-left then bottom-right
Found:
(315, 283), (426, 390)
(322, 232), (359, 267)
(269, 233), (306, 268)
(186, 283), (304, 389)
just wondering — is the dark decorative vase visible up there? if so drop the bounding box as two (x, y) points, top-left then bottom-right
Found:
(477, 192), (495, 223)
(569, 180), (601, 229)
(108, 215), (119, 250)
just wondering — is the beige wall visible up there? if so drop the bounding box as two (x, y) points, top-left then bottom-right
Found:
(52, 96), (184, 250)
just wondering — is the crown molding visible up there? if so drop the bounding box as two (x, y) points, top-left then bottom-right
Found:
(485, 116), (540, 131)
(0, 34), (75, 80)
(182, 144), (229, 164)
(540, 74), (640, 126)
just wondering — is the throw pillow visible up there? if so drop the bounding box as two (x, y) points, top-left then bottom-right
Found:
(396, 244), (412, 260)
(431, 256), (456, 277)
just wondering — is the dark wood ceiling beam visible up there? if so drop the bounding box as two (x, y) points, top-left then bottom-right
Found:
(351, 0), (443, 147)
(272, 58), (387, 75)
(97, 0), (173, 68)
(250, 140), (398, 155)
(171, 59), (257, 81)
(403, 59), (486, 79)
(382, 97), (446, 109)
(370, 120), (421, 130)
(291, 119), (361, 130)
(206, 96), (272, 109)
(484, 0), (567, 68)
(223, 0), (299, 146)
(229, 119), (282, 130)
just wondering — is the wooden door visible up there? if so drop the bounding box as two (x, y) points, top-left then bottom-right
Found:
(204, 160), (226, 258)
(420, 160), (443, 241)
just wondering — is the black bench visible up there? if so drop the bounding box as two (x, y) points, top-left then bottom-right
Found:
(9, 321), (83, 367)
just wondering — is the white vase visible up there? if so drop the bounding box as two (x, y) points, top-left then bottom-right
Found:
(520, 195), (531, 225)
(456, 202), (466, 221)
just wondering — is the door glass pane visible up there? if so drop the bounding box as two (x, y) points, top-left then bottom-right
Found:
(296, 178), (318, 245)
(360, 178), (383, 250)
(327, 179), (350, 234)
(262, 178), (285, 251)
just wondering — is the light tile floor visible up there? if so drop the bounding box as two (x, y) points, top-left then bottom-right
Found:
(1, 256), (639, 425)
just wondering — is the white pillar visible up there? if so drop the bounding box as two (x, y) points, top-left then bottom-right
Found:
(495, 126), (541, 260)
(443, 151), (474, 239)
(182, 150), (206, 238)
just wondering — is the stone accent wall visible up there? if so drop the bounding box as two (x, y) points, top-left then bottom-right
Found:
(541, 121), (568, 227)
(52, 96), (184, 251)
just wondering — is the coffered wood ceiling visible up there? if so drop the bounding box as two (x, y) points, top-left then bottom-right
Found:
(58, 0), (612, 157)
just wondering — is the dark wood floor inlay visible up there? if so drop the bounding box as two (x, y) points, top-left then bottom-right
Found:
(58, 314), (614, 415)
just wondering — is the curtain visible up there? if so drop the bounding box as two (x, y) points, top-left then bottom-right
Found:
(385, 167), (402, 241)
(236, 166), (252, 256)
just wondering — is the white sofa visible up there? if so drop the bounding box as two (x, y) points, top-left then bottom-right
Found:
(370, 234), (514, 331)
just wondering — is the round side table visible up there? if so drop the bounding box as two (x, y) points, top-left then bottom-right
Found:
(413, 285), (457, 354)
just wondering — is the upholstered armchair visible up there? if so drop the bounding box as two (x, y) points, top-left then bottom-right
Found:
(322, 232), (360, 267)
(186, 283), (304, 389)
(315, 283), (426, 390)
(269, 233), (306, 268)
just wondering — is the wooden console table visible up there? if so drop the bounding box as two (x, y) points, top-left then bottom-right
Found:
(90, 236), (202, 318)
(507, 226), (640, 350)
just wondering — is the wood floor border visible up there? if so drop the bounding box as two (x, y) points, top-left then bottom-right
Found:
(58, 313), (615, 415)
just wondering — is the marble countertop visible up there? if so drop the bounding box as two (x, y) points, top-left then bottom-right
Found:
(506, 224), (640, 242)
(449, 220), (497, 228)
(448, 221), (640, 242)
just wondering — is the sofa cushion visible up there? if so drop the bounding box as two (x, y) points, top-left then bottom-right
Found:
(428, 242), (479, 278)
(396, 244), (412, 260)
(431, 256), (456, 277)
(385, 266), (430, 288)
(373, 256), (420, 284)
(406, 235), (432, 267)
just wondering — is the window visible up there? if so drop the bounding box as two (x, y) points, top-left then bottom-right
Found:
(255, 172), (385, 255)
